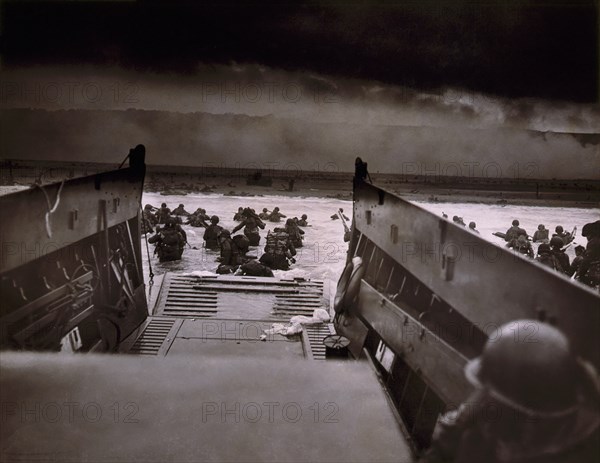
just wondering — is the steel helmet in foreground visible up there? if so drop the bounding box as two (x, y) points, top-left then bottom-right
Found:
(464, 319), (598, 418)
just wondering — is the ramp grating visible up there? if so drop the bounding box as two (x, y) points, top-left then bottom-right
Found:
(155, 274), (328, 321)
(156, 274), (219, 318)
(304, 323), (336, 360)
(128, 318), (176, 355)
(273, 286), (325, 318)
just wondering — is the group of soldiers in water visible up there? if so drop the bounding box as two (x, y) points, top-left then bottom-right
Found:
(143, 201), (599, 288)
(423, 216), (600, 463)
(500, 219), (600, 287)
(141, 202), (310, 277)
(443, 212), (480, 234)
(440, 209), (600, 288)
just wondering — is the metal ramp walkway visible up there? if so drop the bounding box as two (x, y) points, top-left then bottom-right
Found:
(302, 323), (336, 360)
(122, 273), (334, 360)
(153, 273), (327, 321)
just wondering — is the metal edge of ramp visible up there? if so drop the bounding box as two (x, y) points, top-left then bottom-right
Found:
(0, 353), (414, 462)
(128, 273), (335, 359)
(302, 323), (336, 360)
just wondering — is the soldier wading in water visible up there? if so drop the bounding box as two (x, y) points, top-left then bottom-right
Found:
(148, 218), (187, 262)
(259, 228), (296, 271)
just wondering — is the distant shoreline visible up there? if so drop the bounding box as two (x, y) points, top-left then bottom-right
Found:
(1, 159), (598, 208)
(146, 177), (599, 209)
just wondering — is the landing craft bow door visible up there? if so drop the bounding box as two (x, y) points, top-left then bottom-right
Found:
(0, 146), (148, 352)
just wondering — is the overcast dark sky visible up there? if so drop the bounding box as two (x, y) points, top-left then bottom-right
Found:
(2, 0), (598, 102)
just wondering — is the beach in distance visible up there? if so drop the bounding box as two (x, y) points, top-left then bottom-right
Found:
(2, 159), (595, 293)
(2, 159), (599, 208)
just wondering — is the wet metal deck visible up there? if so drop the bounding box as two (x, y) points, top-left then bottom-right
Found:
(123, 273), (333, 360)
(1, 353), (414, 462)
(152, 273), (327, 320)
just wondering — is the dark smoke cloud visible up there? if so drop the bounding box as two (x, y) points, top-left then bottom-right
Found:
(2, 65), (599, 133)
(2, 108), (598, 180)
(2, 0), (597, 102)
(1, 64), (598, 180)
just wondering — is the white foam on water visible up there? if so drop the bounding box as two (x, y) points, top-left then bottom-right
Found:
(141, 192), (352, 294)
(414, 200), (598, 259)
(141, 192), (598, 301)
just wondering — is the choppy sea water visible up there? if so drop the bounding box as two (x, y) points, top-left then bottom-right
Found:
(414, 200), (597, 254)
(141, 192), (599, 300)
(0, 185), (595, 300)
(141, 192), (354, 301)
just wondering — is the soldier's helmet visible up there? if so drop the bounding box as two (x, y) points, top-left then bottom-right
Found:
(218, 229), (231, 240)
(144, 204), (153, 210)
(161, 203), (167, 208)
(550, 236), (564, 248)
(301, 214), (307, 220)
(582, 220), (600, 238)
(273, 207), (280, 212)
(210, 215), (219, 224)
(165, 217), (177, 226)
(263, 208), (268, 212)
(469, 221), (476, 229)
(179, 203), (184, 208)
(512, 219), (520, 226)
(556, 225), (564, 233)
(465, 320), (586, 417)
(538, 224), (545, 230)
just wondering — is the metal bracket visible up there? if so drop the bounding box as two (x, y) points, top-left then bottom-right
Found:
(69, 209), (79, 230)
(439, 219), (448, 244)
(390, 224), (398, 244)
(441, 247), (456, 281)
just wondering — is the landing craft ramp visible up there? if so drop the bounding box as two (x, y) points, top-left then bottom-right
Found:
(0, 149), (413, 462)
(1, 353), (413, 463)
(153, 274), (326, 320)
(1, 276), (415, 462)
(121, 273), (335, 360)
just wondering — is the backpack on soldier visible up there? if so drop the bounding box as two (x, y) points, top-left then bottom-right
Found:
(265, 231), (283, 253)
(241, 260), (274, 277)
(536, 254), (563, 272)
(162, 229), (183, 246)
(583, 260), (600, 287)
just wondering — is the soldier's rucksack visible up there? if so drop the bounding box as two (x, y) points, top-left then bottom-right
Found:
(162, 229), (183, 246)
(536, 254), (563, 272)
(204, 225), (222, 240)
(233, 235), (250, 254)
(188, 216), (205, 227)
(583, 260), (600, 287)
(216, 264), (237, 274)
(265, 231), (288, 256)
(241, 260), (274, 277)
